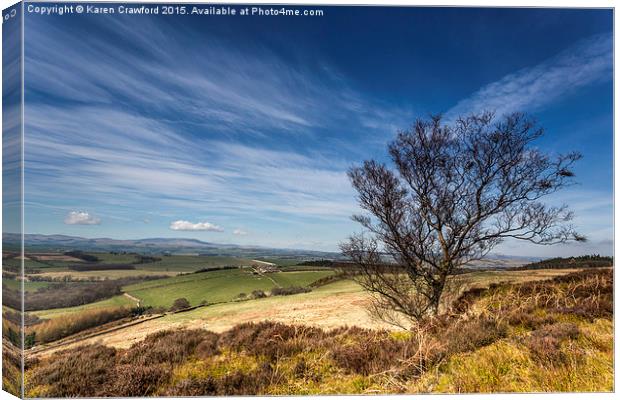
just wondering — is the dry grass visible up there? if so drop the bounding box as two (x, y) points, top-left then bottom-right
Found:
(27, 307), (134, 344)
(413, 268), (613, 393)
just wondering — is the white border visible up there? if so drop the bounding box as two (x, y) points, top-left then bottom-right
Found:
(0, 1), (616, 400)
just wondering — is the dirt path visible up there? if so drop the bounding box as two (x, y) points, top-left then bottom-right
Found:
(123, 292), (142, 307)
(251, 267), (280, 288)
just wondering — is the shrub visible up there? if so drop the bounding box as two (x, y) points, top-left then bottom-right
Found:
(107, 364), (171, 396)
(166, 368), (274, 396)
(330, 327), (426, 377)
(195, 332), (221, 358)
(170, 298), (191, 311)
(506, 310), (555, 329)
(309, 273), (345, 288)
(28, 345), (116, 397)
(442, 317), (508, 355)
(251, 290), (266, 299)
(219, 321), (325, 360)
(270, 286), (311, 296)
(526, 322), (580, 364)
(331, 337), (389, 374)
(120, 329), (207, 366)
(165, 378), (218, 396)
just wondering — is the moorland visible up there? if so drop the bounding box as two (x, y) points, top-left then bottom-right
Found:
(1, 235), (613, 395)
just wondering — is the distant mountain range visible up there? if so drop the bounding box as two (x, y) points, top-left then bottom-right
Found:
(3, 233), (539, 265)
(2, 233), (341, 259)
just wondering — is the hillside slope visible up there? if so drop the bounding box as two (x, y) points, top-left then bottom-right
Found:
(24, 268), (612, 396)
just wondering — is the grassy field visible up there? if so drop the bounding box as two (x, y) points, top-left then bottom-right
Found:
(19, 259), (58, 270)
(86, 253), (142, 264)
(3, 279), (52, 292)
(30, 295), (135, 320)
(124, 269), (333, 308)
(34, 269), (179, 280)
(134, 255), (256, 273)
(21, 254), (259, 280)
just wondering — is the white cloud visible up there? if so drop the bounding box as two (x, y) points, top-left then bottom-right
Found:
(233, 229), (248, 236)
(64, 211), (101, 225)
(447, 33), (612, 119)
(169, 220), (223, 232)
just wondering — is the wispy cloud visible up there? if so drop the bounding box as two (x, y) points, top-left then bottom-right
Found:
(24, 104), (358, 222)
(22, 13), (402, 242)
(64, 211), (101, 225)
(233, 229), (249, 236)
(447, 33), (612, 119)
(169, 220), (223, 232)
(25, 16), (405, 140)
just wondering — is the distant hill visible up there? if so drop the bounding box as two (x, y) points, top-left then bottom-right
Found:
(3, 234), (560, 267)
(2, 233), (340, 259)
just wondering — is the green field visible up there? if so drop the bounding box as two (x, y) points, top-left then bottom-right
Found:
(30, 295), (135, 320)
(124, 269), (334, 308)
(22, 254), (258, 279)
(162, 279), (362, 324)
(86, 252), (142, 264)
(134, 255), (255, 273)
(35, 269), (179, 280)
(2, 278), (51, 292)
(87, 253), (255, 272)
(14, 259), (59, 270)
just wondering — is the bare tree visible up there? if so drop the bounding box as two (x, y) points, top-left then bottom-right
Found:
(341, 112), (584, 322)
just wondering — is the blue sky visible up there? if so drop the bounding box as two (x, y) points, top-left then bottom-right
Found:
(21, 6), (612, 256)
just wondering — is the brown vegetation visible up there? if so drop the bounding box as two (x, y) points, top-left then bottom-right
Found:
(270, 286), (312, 296)
(2, 341), (23, 397)
(27, 307), (135, 345)
(169, 298), (191, 311)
